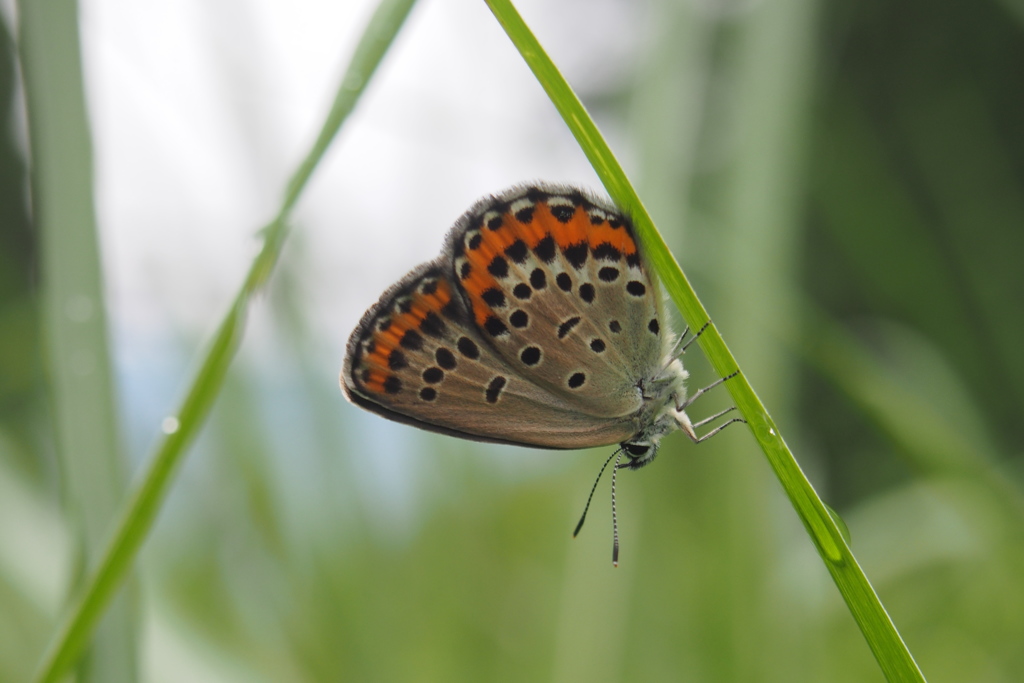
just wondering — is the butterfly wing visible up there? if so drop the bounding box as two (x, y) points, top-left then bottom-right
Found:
(342, 262), (639, 449)
(342, 183), (674, 450)
(448, 184), (669, 418)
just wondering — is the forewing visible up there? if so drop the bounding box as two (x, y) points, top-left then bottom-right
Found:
(448, 185), (669, 418)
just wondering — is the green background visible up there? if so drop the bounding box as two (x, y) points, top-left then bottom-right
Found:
(3, 0), (1023, 680)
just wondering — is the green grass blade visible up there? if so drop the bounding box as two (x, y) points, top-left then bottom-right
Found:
(483, 1), (926, 680)
(30, 1), (418, 681)
(18, 0), (136, 679)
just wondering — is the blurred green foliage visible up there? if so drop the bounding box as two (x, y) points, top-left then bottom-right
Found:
(0, 8), (42, 480)
(3, 0), (1024, 681)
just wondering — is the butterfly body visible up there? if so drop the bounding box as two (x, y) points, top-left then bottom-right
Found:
(342, 183), (696, 468)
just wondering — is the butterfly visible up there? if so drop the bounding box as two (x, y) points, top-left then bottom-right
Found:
(341, 183), (740, 560)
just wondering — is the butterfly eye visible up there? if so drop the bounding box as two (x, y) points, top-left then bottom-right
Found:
(624, 443), (650, 457)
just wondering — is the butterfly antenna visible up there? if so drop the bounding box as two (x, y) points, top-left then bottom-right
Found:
(573, 448), (620, 538)
(611, 450), (624, 567)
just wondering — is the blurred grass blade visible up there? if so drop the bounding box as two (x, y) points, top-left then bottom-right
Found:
(803, 309), (1024, 530)
(17, 0), (136, 680)
(30, 0), (418, 681)
(483, 1), (926, 680)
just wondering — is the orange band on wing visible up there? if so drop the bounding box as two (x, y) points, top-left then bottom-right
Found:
(587, 221), (637, 257)
(457, 198), (643, 325)
(362, 278), (455, 384)
(541, 205), (588, 249)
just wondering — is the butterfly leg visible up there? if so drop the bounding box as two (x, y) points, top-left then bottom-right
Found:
(687, 406), (745, 443)
(677, 321), (710, 356)
(666, 321), (710, 362)
(676, 370), (738, 411)
(666, 325), (691, 358)
(675, 371), (744, 443)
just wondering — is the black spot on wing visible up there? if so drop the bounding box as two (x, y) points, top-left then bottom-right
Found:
(505, 239), (528, 263)
(593, 243), (621, 261)
(440, 299), (463, 322)
(482, 288), (506, 308)
(435, 347), (456, 369)
(388, 350), (407, 370)
(550, 204), (575, 222)
(530, 268), (547, 290)
(563, 242), (588, 269)
(485, 376), (507, 403)
(457, 336), (480, 359)
(489, 256), (509, 278)
(534, 235), (556, 263)
(513, 283), (531, 300)
(400, 329), (424, 351)
(420, 311), (446, 337)
(484, 316), (508, 337)
(558, 317), (581, 339)
(515, 206), (535, 224)
(520, 346), (541, 366)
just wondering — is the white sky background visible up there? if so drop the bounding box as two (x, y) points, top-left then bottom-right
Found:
(80, 0), (643, 352)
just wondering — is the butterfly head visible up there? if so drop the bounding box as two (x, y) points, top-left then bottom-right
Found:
(619, 359), (696, 470)
(619, 409), (695, 469)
